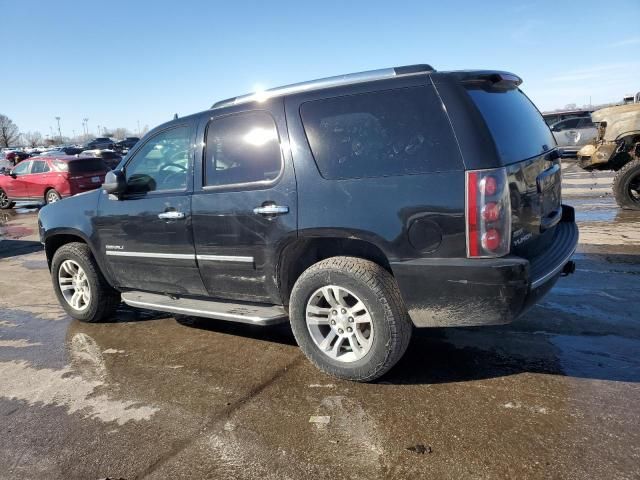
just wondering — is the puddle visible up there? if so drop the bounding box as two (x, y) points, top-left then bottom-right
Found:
(550, 334), (640, 382)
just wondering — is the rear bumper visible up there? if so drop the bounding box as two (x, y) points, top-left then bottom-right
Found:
(391, 205), (579, 327)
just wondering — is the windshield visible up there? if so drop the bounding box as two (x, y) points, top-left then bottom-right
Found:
(466, 87), (555, 164)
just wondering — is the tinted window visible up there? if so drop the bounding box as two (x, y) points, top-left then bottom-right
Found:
(125, 126), (190, 193)
(12, 161), (31, 175)
(466, 87), (555, 164)
(68, 159), (107, 174)
(204, 111), (282, 187)
(31, 160), (50, 173)
(557, 118), (581, 130)
(300, 86), (461, 179)
(578, 118), (594, 128)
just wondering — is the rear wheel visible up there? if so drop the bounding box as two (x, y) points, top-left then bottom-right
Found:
(45, 189), (61, 204)
(0, 189), (15, 209)
(289, 256), (412, 382)
(613, 159), (640, 210)
(51, 242), (120, 322)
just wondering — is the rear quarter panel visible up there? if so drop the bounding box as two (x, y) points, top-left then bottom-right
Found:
(284, 76), (467, 262)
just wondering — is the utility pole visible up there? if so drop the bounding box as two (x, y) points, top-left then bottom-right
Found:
(137, 120), (141, 136)
(55, 117), (62, 144)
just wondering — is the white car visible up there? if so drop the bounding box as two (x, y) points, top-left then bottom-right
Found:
(550, 117), (598, 156)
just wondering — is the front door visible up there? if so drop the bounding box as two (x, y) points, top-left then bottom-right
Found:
(191, 104), (297, 304)
(95, 123), (208, 296)
(5, 160), (32, 199)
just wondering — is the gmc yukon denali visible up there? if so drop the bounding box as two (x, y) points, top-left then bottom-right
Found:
(38, 65), (578, 381)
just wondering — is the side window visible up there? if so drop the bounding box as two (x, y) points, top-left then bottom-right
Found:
(299, 86), (462, 179)
(12, 161), (31, 176)
(204, 111), (282, 187)
(561, 118), (581, 129)
(31, 160), (50, 174)
(578, 118), (594, 128)
(124, 126), (190, 193)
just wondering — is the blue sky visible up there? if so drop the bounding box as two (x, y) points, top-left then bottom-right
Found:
(2, 0), (639, 139)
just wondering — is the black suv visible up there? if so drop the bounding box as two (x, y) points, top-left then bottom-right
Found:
(85, 137), (115, 150)
(39, 65), (578, 381)
(114, 137), (140, 153)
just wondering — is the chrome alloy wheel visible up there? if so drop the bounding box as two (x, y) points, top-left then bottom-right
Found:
(305, 285), (374, 363)
(58, 260), (91, 311)
(47, 190), (61, 203)
(0, 191), (9, 208)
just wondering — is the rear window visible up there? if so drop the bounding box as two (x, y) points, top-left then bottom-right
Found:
(68, 159), (106, 173)
(300, 86), (462, 179)
(466, 87), (555, 164)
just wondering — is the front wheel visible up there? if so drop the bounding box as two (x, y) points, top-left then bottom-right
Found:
(45, 189), (62, 204)
(289, 257), (412, 382)
(613, 159), (640, 210)
(0, 189), (15, 209)
(51, 242), (120, 322)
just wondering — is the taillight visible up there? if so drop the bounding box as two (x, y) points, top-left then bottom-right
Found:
(466, 167), (511, 258)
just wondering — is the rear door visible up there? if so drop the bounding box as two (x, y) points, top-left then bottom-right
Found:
(576, 117), (598, 146)
(551, 118), (581, 147)
(191, 101), (297, 304)
(26, 159), (51, 198)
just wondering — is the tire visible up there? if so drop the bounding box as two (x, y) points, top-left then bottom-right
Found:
(45, 189), (62, 204)
(613, 159), (640, 210)
(51, 242), (120, 322)
(0, 189), (15, 209)
(289, 256), (412, 382)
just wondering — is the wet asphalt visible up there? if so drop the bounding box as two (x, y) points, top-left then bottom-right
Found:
(0, 161), (639, 479)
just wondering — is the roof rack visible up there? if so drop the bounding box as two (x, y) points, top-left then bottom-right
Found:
(211, 64), (434, 109)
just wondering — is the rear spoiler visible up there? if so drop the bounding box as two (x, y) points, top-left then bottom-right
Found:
(452, 71), (523, 90)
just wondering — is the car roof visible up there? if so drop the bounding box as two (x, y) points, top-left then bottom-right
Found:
(36, 155), (81, 162)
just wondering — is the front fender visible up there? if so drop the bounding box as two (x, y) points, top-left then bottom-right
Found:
(38, 190), (117, 288)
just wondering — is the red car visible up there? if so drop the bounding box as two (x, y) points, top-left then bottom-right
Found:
(0, 156), (108, 209)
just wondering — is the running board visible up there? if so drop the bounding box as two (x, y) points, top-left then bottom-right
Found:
(121, 291), (288, 326)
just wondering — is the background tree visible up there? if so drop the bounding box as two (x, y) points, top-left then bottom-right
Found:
(112, 128), (130, 140)
(0, 114), (20, 147)
(23, 131), (43, 147)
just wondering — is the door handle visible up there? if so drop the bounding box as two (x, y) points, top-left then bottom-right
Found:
(253, 205), (289, 216)
(158, 211), (185, 220)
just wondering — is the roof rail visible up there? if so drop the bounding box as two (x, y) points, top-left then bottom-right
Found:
(211, 64), (434, 109)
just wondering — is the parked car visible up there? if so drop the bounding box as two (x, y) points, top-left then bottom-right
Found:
(577, 103), (640, 209)
(0, 156), (108, 209)
(114, 137), (140, 154)
(549, 116), (598, 157)
(79, 149), (122, 169)
(0, 159), (12, 173)
(39, 65), (578, 381)
(58, 146), (84, 155)
(85, 137), (115, 150)
(38, 148), (82, 157)
(4, 150), (31, 165)
(542, 108), (594, 126)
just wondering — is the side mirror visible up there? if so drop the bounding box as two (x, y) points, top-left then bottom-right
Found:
(102, 169), (126, 197)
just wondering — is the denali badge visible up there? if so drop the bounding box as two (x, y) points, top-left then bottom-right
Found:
(105, 245), (124, 250)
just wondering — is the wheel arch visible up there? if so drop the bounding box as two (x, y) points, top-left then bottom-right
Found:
(277, 235), (392, 306)
(43, 187), (59, 202)
(44, 229), (117, 288)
